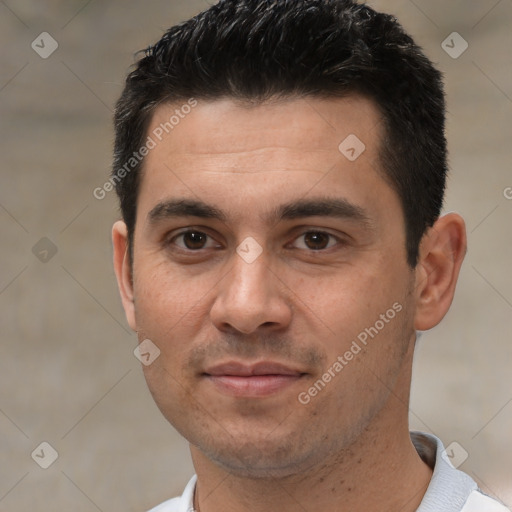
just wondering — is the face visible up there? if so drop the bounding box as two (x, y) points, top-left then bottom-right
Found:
(115, 95), (420, 477)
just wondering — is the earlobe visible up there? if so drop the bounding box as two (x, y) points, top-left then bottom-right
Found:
(413, 213), (467, 331)
(112, 220), (137, 331)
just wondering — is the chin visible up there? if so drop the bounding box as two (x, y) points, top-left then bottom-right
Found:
(193, 433), (323, 479)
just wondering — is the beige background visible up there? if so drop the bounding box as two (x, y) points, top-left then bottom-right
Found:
(1, 0), (511, 510)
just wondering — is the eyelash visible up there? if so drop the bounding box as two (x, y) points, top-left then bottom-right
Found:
(166, 229), (344, 253)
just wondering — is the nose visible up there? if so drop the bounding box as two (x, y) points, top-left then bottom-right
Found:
(209, 248), (293, 335)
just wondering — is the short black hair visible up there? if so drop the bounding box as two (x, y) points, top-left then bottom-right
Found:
(113, 0), (447, 267)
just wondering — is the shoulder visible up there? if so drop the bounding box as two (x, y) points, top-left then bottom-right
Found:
(146, 475), (197, 512)
(146, 496), (183, 512)
(461, 490), (510, 512)
(411, 432), (509, 512)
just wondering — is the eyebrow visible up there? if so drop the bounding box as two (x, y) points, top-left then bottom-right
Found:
(147, 197), (373, 228)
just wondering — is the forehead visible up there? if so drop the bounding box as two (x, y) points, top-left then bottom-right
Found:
(145, 95), (383, 161)
(136, 95), (397, 230)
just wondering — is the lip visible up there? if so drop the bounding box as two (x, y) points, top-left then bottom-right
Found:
(204, 361), (303, 377)
(203, 361), (306, 397)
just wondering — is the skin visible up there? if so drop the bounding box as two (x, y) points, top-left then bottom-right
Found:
(112, 95), (467, 512)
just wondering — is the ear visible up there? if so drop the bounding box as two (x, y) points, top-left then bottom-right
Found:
(413, 213), (467, 331)
(112, 220), (137, 331)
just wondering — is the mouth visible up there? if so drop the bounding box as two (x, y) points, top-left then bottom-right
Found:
(203, 361), (307, 397)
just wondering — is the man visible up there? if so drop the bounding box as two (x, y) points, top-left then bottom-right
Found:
(111, 1), (509, 511)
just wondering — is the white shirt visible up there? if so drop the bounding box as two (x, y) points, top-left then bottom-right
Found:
(147, 432), (510, 512)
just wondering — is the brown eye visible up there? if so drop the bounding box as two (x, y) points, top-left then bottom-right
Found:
(182, 231), (208, 249)
(292, 231), (339, 251)
(170, 230), (217, 251)
(304, 232), (333, 250)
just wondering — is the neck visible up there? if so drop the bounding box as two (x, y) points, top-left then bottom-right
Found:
(190, 348), (432, 512)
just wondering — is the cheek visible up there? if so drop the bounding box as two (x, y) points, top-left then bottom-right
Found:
(300, 263), (412, 382)
(297, 268), (389, 334)
(133, 266), (209, 418)
(132, 258), (235, 386)
(134, 257), (205, 320)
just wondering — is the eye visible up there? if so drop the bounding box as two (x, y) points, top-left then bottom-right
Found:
(168, 230), (220, 251)
(292, 231), (340, 251)
(166, 229), (343, 254)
